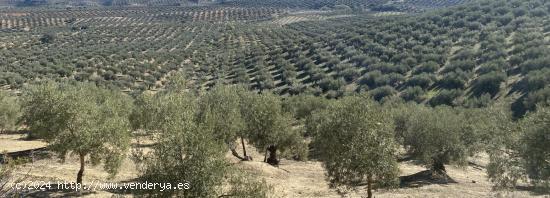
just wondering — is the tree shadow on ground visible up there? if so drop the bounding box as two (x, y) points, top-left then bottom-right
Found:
(397, 155), (458, 188)
(0, 148), (50, 164)
(0, 129), (28, 135)
(399, 170), (457, 188)
(514, 185), (550, 196)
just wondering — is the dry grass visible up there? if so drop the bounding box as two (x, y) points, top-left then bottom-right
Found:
(2, 134), (546, 197)
(0, 134), (46, 153)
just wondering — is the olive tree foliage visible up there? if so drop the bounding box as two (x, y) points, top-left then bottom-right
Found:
(132, 91), (227, 197)
(311, 95), (399, 198)
(20, 82), (132, 184)
(385, 101), (420, 145)
(488, 106), (550, 190)
(131, 90), (271, 197)
(282, 94), (330, 125)
(0, 91), (20, 133)
(240, 92), (305, 165)
(197, 84), (251, 160)
(39, 33), (56, 44)
(397, 105), (479, 175)
(163, 71), (196, 95)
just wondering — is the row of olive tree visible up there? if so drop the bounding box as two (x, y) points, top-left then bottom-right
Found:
(307, 95), (549, 197)
(17, 80), (294, 197)
(8, 79), (550, 197)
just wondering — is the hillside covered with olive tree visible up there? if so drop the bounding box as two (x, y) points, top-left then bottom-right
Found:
(0, 0), (549, 197)
(0, 0), (549, 116)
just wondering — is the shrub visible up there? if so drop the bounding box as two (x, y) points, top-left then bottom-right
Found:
(223, 171), (273, 198)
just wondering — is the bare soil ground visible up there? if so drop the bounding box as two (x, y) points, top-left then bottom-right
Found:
(1, 134), (546, 198)
(268, 12), (353, 26)
(0, 134), (46, 153)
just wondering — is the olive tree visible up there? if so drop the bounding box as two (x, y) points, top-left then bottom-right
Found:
(520, 106), (550, 188)
(134, 91), (227, 197)
(0, 91), (20, 133)
(282, 94), (330, 121)
(488, 105), (550, 190)
(132, 90), (271, 197)
(312, 95), (399, 198)
(198, 85), (251, 160)
(39, 33), (56, 44)
(241, 92), (303, 165)
(21, 82), (132, 185)
(399, 106), (477, 177)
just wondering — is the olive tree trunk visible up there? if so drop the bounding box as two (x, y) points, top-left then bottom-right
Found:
(230, 149), (246, 160)
(367, 174), (373, 198)
(229, 137), (251, 161)
(76, 153), (85, 185)
(266, 145), (279, 166)
(431, 159), (446, 175)
(241, 137), (249, 160)
(431, 157), (451, 183)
